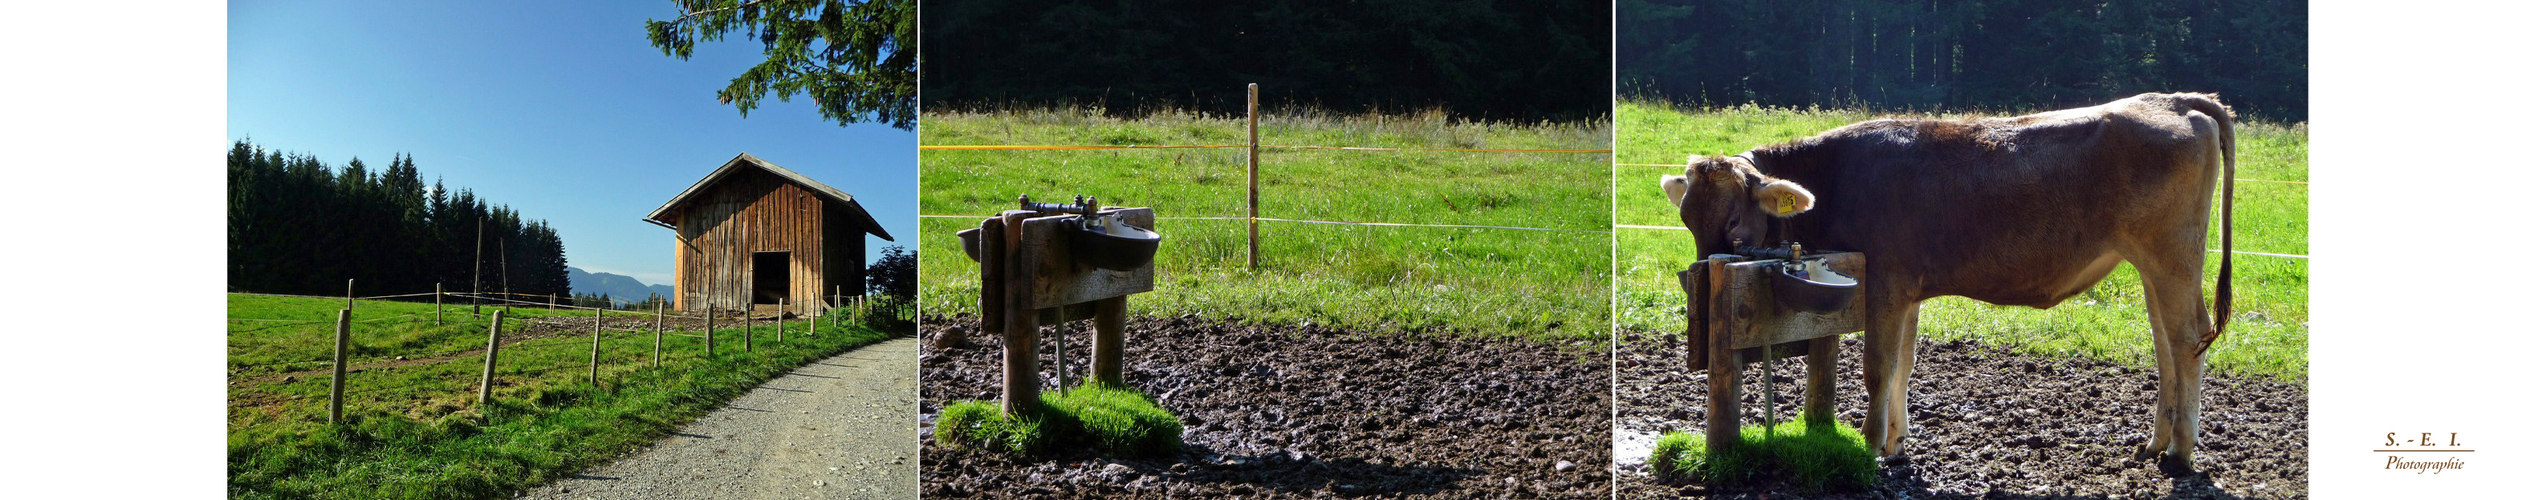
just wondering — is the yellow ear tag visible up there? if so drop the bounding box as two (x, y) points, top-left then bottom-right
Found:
(1775, 192), (1797, 216)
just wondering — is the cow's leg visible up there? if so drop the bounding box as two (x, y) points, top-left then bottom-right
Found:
(1862, 290), (1922, 457)
(2125, 231), (2213, 468)
(1884, 303), (1921, 454)
(2133, 265), (2211, 468)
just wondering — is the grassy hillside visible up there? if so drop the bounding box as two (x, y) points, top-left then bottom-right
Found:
(1613, 100), (2309, 381)
(227, 293), (902, 499)
(920, 108), (1611, 343)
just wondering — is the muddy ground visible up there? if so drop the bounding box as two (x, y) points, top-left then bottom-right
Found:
(1615, 330), (2309, 498)
(921, 316), (1612, 498)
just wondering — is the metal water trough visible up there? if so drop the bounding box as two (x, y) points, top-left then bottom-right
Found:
(956, 195), (1163, 418)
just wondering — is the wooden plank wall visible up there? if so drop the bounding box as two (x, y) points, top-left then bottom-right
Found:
(823, 202), (869, 306)
(671, 168), (835, 314)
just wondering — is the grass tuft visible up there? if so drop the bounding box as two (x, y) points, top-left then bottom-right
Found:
(1649, 415), (1876, 492)
(935, 383), (1184, 458)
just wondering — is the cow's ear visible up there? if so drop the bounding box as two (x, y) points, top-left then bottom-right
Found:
(1660, 175), (1692, 208)
(1753, 179), (1815, 217)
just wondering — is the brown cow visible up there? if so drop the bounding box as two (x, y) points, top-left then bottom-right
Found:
(1659, 92), (2235, 467)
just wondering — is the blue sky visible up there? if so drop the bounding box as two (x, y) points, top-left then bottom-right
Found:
(227, 2), (915, 287)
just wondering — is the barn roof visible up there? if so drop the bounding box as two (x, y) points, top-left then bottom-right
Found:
(643, 153), (895, 241)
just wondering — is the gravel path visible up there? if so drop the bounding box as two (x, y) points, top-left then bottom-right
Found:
(523, 338), (918, 499)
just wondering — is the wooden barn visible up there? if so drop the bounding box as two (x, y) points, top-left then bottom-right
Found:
(643, 153), (894, 314)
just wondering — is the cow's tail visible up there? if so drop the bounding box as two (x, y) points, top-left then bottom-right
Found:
(2187, 93), (2235, 358)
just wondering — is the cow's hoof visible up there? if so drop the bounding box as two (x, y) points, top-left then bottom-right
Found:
(2132, 443), (2162, 462)
(2156, 452), (2199, 476)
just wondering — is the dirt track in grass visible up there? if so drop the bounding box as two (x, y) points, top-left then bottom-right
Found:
(1615, 331), (2309, 498)
(921, 316), (1612, 498)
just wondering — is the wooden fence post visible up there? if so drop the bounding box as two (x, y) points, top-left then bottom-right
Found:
(478, 310), (506, 406)
(434, 283), (443, 326)
(472, 221), (483, 317)
(499, 237), (509, 315)
(345, 278), (355, 311)
(662, 299), (672, 366)
(776, 298), (786, 343)
(589, 307), (603, 388)
(1247, 82), (1260, 270)
(744, 303), (754, 352)
(330, 309), (351, 424)
(705, 301), (716, 357)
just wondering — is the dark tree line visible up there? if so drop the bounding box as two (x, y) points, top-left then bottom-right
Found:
(922, 0), (1610, 122)
(575, 292), (670, 311)
(865, 245), (915, 298)
(227, 140), (570, 300)
(1621, 0), (2307, 122)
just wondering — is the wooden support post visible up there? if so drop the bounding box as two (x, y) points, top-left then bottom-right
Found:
(1091, 296), (1126, 386)
(999, 212), (1041, 418)
(1246, 83), (1260, 270)
(662, 299), (672, 366)
(329, 309), (350, 424)
(1805, 337), (1838, 425)
(478, 310), (506, 406)
(549, 294), (557, 310)
(434, 283), (443, 326)
(776, 298), (786, 343)
(705, 301), (717, 357)
(978, 217), (1005, 369)
(344, 278), (355, 311)
(744, 303), (754, 352)
(1705, 258), (1742, 457)
(589, 307), (603, 388)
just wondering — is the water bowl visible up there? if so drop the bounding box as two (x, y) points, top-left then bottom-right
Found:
(957, 227), (984, 262)
(1769, 258), (1859, 314)
(1066, 215), (1162, 271)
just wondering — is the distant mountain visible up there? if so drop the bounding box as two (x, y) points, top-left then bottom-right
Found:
(567, 267), (674, 305)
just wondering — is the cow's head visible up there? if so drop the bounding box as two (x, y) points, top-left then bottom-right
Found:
(1660, 155), (1815, 258)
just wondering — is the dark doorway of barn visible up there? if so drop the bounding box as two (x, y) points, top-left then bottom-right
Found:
(751, 251), (790, 307)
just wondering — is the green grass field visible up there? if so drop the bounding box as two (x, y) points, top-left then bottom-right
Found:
(1614, 100), (2310, 381)
(226, 293), (903, 499)
(921, 108), (1611, 343)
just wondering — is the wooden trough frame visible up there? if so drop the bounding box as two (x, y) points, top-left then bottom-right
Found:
(1679, 252), (1866, 455)
(973, 207), (1158, 418)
